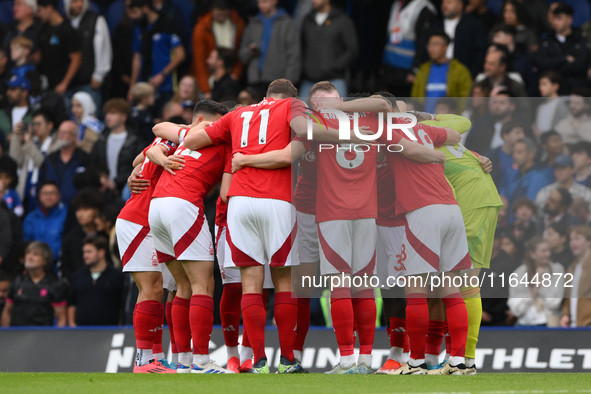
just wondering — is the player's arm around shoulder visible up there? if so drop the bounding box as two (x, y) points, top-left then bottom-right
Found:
(231, 140), (305, 173)
(421, 113), (472, 134)
(146, 144), (185, 175)
(152, 122), (189, 143)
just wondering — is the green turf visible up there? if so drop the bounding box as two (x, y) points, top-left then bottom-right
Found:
(1, 373), (591, 394)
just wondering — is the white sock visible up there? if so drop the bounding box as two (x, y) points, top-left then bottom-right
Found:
(240, 346), (253, 364)
(448, 356), (465, 366)
(171, 353), (178, 366)
(465, 357), (475, 368)
(401, 352), (410, 363)
(425, 353), (440, 366)
(389, 346), (403, 362)
(193, 354), (210, 366)
(340, 354), (356, 368)
(178, 352), (192, 367)
(444, 353), (450, 362)
(294, 350), (303, 362)
(153, 352), (165, 361)
(136, 348), (153, 366)
(358, 354), (372, 366)
(409, 358), (425, 367)
(227, 346), (239, 360)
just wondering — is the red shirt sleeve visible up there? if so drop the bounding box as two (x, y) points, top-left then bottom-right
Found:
(205, 112), (233, 145)
(289, 98), (309, 121)
(423, 124), (448, 148)
(223, 144), (232, 174)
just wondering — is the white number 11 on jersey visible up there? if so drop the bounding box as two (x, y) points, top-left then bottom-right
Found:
(240, 110), (269, 147)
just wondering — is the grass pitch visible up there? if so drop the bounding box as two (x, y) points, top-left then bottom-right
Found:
(1, 373), (591, 394)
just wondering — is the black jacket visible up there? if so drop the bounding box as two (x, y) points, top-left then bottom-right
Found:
(536, 29), (590, 94)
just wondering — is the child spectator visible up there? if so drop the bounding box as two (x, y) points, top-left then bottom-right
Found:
(9, 36), (40, 98)
(71, 91), (103, 154)
(535, 71), (569, 135)
(0, 156), (24, 217)
(129, 82), (155, 147)
(0, 241), (67, 326)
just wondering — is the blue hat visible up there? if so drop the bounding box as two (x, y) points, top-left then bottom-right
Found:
(6, 75), (31, 91)
(553, 154), (574, 168)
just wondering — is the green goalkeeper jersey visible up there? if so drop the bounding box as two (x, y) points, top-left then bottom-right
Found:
(422, 114), (504, 212)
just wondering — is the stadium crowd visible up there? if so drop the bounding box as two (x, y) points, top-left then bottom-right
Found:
(0, 0), (590, 374)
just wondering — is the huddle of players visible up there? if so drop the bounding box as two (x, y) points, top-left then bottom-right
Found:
(115, 77), (502, 375)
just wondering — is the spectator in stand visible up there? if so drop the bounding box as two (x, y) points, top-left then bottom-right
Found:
(153, 0), (189, 51)
(0, 270), (10, 314)
(160, 100), (183, 122)
(110, 0), (140, 99)
(22, 180), (67, 262)
(0, 75), (34, 146)
(206, 47), (241, 102)
(381, 0), (437, 98)
(299, 0), (359, 98)
(9, 36), (40, 98)
(508, 237), (565, 327)
(491, 24), (537, 96)
(535, 154), (591, 214)
(3, 0), (43, 61)
(539, 187), (582, 233)
(534, 72), (569, 136)
(71, 91), (103, 154)
(0, 206), (14, 275)
(555, 87), (591, 145)
(411, 31), (472, 113)
(63, 0), (112, 113)
(466, 90), (517, 154)
(571, 142), (591, 188)
(0, 156), (24, 217)
(432, 0), (487, 78)
(40, 120), (90, 206)
(539, 132), (565, 174)
(570, 197), (591, 226)
(237, 86), (263, 106)
(562, 226), (591, 327)
(129, 82), (155, 147)
(239, 0), (300, 90)
(465, 0), (496, 32)
(128, 0), (186, 117)
(461, 79), (491, 125)
(487, 120), (525, 197)
(474, 44), (526, 97)
(504, 197), (539, 246)
(9, 107), (59, 210)
(36, 0), (81, 95)
(507, 138), (552, 216)
(90, 98), (141, 195)
(498, 0), (538, 54)
(67, 236), (124, 326)
(0, 49), (10, 108)
(537, 3), (589, 95)
(544, 221), (574, 269)
(60, 189), (105, 281)
(0, 241), (67, 326)
(171, 75), (199, 105)
(191, 0), (245, 99)
(95, 202), (124, 268)
(180, 100), (195, 125)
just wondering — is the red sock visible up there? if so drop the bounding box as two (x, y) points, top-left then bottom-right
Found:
(444, 322), (451, 357)
(442, 294), (468, 358)
(152, 303), (165, 355)
(241, 293), (266, 363)
(425, 320), (445, 356)
(352, 289), (376, 355)
(330, 288), (354, 357)
(406, 294), (429, 361)
(172, 297), (191, 353)
(274, 292), (297, 362)
(294, 298), (310, 352)
(134, 300), (161, 350)
(165, 301), (177, 354)
(220, 283), (242, 348)
(389, 317), (409, 352)
(242, 326), (250, 348)
(190, 295), (214, 355)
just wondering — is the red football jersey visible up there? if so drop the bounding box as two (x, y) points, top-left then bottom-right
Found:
(315, 113), (377, 223)
(293, 138), (317, 215)
(152, 143), (230, 207)
(214, 159), (232, 227)
(382, 120), (457, 215)
(118, 138), (177, 227)
(205, 98), (307, 203)
(376, 160), (405, 227)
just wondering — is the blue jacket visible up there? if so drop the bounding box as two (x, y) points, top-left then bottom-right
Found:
(40, 148), (90, 206)
(23, 203), (68, 261)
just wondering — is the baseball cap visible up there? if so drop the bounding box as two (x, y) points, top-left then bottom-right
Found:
(553, 154), (574, 168)
(6, 75), (31, 91)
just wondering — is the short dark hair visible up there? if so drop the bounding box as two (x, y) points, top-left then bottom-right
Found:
(571, 141), (591, 157)
(216, 47), (237, 70)
(211, 0), (230, 10)
(493, 23), (517, 37)
(488, 43), (510, 66)
(472, 79), (492, 96)
(555, 187), (573, 209)
(71, 188), (104, 211)
(193, 99), (229, 118)
(540, 70), (562, 87)
(547, 221), (570, 239)
(501, 119), (526, 136)
(0, 269), (11, 283)
(83, 235), (108, 253)
(38, 180), (60, 193)
(130, 0), (154, 10)
(32, 107), (55, 126)
(0, 156), (18, 186)
(512, 197), (537, 214)
(373, 91), (398, 110)
(540, 130), (561, 145)
(266, 79), (298, 98)
(552, 2), (574, 17)
(428, 30), (451, 46)
(37, 0), (59, 9)
(570, 86), (589, 98)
